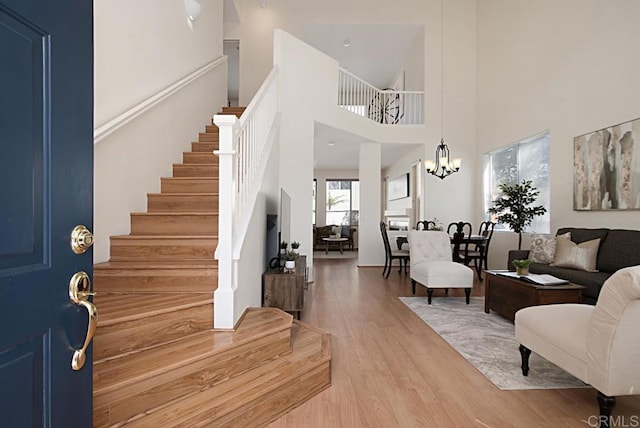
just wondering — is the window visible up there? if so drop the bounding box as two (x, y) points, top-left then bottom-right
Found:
(483, 131), (550, 234)
(326, 180), (359, 226)
(410, 160), (423, 227)
(312, 179), (317, 225)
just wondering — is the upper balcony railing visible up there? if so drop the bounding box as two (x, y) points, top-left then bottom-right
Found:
(338, 68), (424, 125)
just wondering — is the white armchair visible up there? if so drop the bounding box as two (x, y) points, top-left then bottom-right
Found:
(408, 230), (474, 304)
(515, 266), (640, 427)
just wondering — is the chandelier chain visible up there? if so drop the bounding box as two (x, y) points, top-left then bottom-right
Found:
(423, 0), (461, 180)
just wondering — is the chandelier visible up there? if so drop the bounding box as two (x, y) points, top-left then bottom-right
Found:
(424, 0), (461, 180)
(424, 139), (461, 179)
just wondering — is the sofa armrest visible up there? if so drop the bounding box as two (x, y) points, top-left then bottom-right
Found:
(507, 250), (530, 271)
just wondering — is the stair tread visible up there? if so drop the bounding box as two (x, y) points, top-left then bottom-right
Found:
(161, 177), (218, 180)
(121, 321), (330, 427)
(173, 163), (218, 166)
(148, 193), (218, 196)
(109, 234), (218, 240)
(130, 212), (217, 216)
(96, 293), (212, 325)
(95, 261), (217, 269)
(93, 308), (293, 394)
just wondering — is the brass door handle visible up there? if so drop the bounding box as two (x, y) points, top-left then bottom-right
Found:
(69, 271), (98, 371)
(71, 225), (94, 254)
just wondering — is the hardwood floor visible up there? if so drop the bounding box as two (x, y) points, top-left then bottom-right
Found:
(268, 258), (640, 427)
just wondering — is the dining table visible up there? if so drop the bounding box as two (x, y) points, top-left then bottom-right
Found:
(396, 234), (488, 263)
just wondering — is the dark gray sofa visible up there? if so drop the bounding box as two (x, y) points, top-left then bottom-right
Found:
(508, 227), (640, 305)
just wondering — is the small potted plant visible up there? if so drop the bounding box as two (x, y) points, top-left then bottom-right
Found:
(284, 250), (298, 271)
(290, 241), (300, 255)
(512, 259), (532, 276)
(279, 241), (288, 255)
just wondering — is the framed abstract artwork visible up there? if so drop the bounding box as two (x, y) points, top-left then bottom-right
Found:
(388, 173), (410, 201)
(574, 118), (640, 210)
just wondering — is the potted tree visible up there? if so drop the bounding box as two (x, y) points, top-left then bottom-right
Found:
(488, 180), (547, 251)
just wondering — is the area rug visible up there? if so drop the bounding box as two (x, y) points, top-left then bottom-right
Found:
(399, 296), (589, 390)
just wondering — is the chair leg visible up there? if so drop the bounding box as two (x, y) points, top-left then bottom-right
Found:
(411, 279), (416, 294)
(386, 259), (392, 278)
(519, 344), (531, 376)
(464, 288), (471, 304)
(597, 392), (616, 428)
(475, 259), (483, 281)
(427, 288), (434, 304)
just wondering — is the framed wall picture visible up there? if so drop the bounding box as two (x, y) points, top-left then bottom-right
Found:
(388, 173), (410, 201)
(574, 117), (640, 210)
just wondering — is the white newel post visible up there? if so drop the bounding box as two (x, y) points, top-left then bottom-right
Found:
(213, 114), (238, 329)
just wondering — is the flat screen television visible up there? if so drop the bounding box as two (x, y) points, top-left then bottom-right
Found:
(279, 188), (291, 247)
(266, 214), (278, 269)
(266, 188), (292, 270)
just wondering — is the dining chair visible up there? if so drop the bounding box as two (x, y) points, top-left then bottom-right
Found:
(379, 222), (410, 278)
(447, 221), (473, 264)
(416, 220), (436, 231)
(477, 221), (495, 270)
(463, 221), (496, 280)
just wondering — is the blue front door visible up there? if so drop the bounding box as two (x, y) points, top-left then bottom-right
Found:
(0, 0), (93, 426)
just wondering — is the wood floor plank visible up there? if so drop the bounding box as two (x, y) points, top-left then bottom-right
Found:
(267, 258), (640, 428)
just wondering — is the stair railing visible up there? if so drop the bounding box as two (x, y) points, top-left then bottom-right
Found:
(214, 67), (279, 329)
(338, 68), (424, 125)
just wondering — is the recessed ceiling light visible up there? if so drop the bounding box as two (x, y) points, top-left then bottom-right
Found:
(328, 142), (335, 146)
(343, 39), (350, 47)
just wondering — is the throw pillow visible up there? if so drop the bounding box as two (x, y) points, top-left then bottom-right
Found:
(528, 232), (570, 264)
(331, 225), (341, 238)
(551, 237), (600, 272)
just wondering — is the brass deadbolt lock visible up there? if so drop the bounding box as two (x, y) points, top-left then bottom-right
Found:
(71, 225), (94, 254)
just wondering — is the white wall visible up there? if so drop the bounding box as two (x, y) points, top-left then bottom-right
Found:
(477, 0), (640, 268)
(95, 0), (224, 126)
(274, 29), (428, 278)
(359, 144), (383, 266)
(398, 31), (425, 92)
(383, 146), (423, 214)
(235, 193), (267, 317)
(94, 1), (227, 262)
(422, 0), (477, 235)
(232, 0), (435, 105)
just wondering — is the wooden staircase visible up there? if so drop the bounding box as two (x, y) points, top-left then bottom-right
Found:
(93, 106), (331, 427)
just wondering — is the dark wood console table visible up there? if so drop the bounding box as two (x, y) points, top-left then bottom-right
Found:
(262, 255), (307, 319)
(484, 271), (585, 321)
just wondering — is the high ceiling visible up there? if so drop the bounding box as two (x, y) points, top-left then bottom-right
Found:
(304, 23), (423, 89)
(222, 4), (426, 171)
(306, 24), (424, 171)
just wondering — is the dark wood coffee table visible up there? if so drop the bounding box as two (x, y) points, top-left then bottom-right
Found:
(484, 271), (585, 321)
